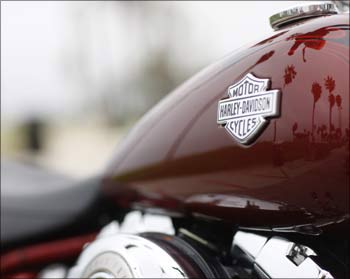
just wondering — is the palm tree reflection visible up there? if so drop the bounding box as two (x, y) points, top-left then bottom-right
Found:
(284, 65), (297, 87)
(335, 94), (342, 131)
(289, 74), (347, 161)
(325, 76), (336, 137)
(317, 124), (328, 142)
(311, 82), (322, 141)
(276, 64), (297, 142)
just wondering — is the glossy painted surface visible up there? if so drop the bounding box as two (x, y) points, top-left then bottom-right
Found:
(103, 15), (349, 231)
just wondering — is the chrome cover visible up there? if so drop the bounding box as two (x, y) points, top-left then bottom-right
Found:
(68, 211), (335, 278)
(232, 231), (334, 278)
(68, 234), (187, 278)
(38, 264), (68, 279)
(68, 211), (182, 278)
(270, 2), (338, 30)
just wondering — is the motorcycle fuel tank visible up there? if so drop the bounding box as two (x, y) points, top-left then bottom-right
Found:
(103, 14), (349, 233)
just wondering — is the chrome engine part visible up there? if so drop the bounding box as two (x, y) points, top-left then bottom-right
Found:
(38, 264), (68, 279)
(67, 234), (187, 278)
(67, 211), (230, 278)
(231, 231), (334, 279)
(68, 212), (181, 278)
(66, 211), (335, 278)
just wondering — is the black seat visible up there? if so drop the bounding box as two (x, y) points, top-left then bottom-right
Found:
(1, 160), (102, 246)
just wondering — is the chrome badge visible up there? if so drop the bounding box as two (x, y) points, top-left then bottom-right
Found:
(217, 73), (281, 145)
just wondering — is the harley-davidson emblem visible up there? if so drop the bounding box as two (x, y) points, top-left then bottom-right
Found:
(217, 73), (281, 145)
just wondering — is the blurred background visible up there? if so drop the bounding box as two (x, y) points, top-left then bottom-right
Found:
(1, 1), (309, 178)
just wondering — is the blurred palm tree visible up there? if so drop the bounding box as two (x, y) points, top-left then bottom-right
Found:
(335, 94), (342, 130)
(283, 65), (297, 87)
(311, 82), (322, 140)
(324, 76), (336, 134)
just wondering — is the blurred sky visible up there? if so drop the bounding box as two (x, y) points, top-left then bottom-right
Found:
(1, 1), (310, 125)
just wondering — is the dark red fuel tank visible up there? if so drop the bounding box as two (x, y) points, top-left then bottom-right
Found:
(103, 14), (349, 233)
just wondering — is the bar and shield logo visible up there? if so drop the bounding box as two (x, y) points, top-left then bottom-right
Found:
(217, 73), (281, 145)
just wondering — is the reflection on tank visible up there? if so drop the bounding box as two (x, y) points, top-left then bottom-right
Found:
(253, 30), (288, 46)
(284, 65), (297, 87)
(245, 50), (275, 75)
(104, 16), (350, 230)
(294, 75), (348, 147)
(287, 26), (345, 62)
(311, 82), (322, 141)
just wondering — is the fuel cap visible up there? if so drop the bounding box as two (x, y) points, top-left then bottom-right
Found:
(269, 1), (338, 30)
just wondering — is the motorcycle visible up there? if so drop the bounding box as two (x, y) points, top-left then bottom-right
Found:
(1, 1), (349, 278)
